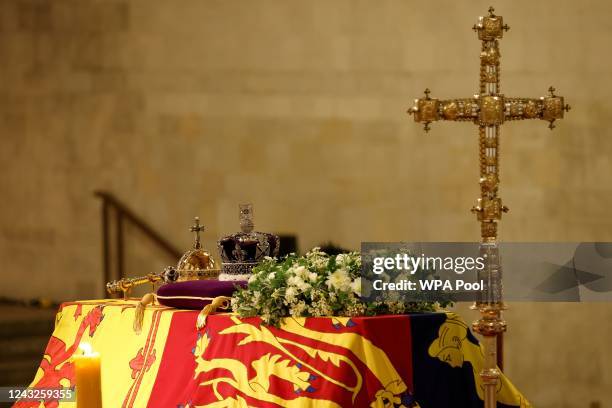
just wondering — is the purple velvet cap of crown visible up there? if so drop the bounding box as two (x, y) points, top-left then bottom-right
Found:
(156, 280), (246, 310)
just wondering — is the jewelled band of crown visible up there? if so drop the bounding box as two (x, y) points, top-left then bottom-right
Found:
(221, 263), (259, 275)
(406, 7), (569, 408)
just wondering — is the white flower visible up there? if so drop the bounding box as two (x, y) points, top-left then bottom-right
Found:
(268, 272), (276, 280)
(272, 288), (281, 299)
(290, 300), (307, 316)
(285, 286), (297, 304)
(308, 298), (333, 316)
(307, 272), (318, 282)
(306, 248), (329, 270)
(306, 247), (323, 258)
(294, 266), (308, 279)
(287, 275), (311, 292)
(325, 268), (352, 292)
(298, 281), (311, 292)
(311, 257), (328, 271)
(252, 291), (261, 305)
(287, 275), (303, 287)
(248, 275), (257, 284)
(350, 278), (362, 296)
(336, 254), (350, 267)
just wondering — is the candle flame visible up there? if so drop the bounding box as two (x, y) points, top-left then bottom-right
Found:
(79, 342), (94, 356)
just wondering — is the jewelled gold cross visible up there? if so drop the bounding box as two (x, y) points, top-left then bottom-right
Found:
(408, 6), (570, 242)
(408, 8), (570, 408)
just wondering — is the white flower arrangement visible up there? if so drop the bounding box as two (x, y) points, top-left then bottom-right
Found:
(232, 248), (444, 327)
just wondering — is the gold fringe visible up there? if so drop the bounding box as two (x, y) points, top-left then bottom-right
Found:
(196, 296), (231, 330)
(133, 293), (155, 335)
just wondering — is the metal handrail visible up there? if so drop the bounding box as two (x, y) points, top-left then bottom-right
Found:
(94, 191), (181, 296)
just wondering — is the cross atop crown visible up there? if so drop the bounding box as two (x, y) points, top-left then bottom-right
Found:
(190, 217), (205, 249)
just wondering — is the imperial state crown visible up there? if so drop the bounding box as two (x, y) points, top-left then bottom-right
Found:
(217, 203), (280, 280)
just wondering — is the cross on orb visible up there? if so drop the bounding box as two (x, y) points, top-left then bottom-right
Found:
(190, 217), (205, 249)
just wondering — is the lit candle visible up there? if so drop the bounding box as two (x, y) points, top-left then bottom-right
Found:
(73, 342), (102, 408)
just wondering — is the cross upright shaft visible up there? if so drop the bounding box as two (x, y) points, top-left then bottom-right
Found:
(408, 6), (570, 243)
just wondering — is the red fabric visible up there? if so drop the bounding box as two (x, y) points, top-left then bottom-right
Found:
(148, 313), (413, 407)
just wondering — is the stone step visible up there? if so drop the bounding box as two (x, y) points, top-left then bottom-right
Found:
(0, 305), (56, 390)
(0, 335), (50, 361)
(0, 317), (55, 340)
(0, 359), (40, 386)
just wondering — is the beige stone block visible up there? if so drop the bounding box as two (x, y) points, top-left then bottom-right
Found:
(91, 69), (128, 92)
(0, 1), (19, 32)
(75, 1), (130, 32)
(17, 1), (52, 31)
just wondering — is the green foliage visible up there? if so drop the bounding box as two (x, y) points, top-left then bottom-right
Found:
(232, 248), (449, 327)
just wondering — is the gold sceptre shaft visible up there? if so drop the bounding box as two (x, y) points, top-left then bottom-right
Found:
(107, 267), (179, 300)
(408, 7), (568, 408)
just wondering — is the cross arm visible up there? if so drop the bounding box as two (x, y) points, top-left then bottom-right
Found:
(505, 87), (571, 128)
(407, 90), (479, 131)
(408, 87), (570, 131)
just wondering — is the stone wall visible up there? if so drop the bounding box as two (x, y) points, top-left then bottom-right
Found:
(1, 0), (611, 406)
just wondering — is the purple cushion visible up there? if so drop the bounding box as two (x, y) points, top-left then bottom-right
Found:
(156, 280), (246, 309)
